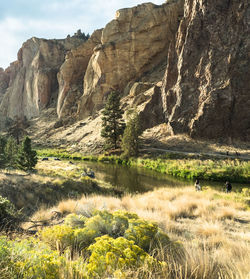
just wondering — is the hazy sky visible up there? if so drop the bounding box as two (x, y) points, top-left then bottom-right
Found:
(0, 0), (164, 69)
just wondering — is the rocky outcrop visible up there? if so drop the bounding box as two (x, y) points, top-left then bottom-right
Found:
(133, 85), (164, 130)
(0, 36), (85, 120)
(78, 1), (184, 118)
(162, 0), (250, 141)
(57, 29), (102, 119)
(0, 0), (249, 143)
(0, 68), (9, 95)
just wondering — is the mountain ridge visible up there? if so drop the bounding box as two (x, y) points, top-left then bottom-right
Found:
(0, 0), (249, 145)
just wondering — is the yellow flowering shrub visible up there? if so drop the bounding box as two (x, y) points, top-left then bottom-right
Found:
(87, 235), (158, 278)
(124, 218), (158, 251)
(40, 210), (172, 255)
(0, 236), (18, 278)
(40, 224), (74, 252)
(0, 237), (65, 279)
(1, 210), (179, 278)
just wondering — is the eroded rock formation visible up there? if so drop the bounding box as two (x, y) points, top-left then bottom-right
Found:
(57, 29), (102, 119)
(78, 1), (184, 118)
(162, 0), (250, 141)
(0, 0), (249, 142)
(0, 36), (85, 120)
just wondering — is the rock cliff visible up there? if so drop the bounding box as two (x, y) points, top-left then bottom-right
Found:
(57, 29), (102, 119)
(78, 1), (184, 118)
(162, 0), (250, 141)
(0, 36), (85, 120)
(0, 0), (249, 143)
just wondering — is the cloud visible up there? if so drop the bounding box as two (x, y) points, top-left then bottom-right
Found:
(0, 18), (25, 68)
(0, 0), (164, 69)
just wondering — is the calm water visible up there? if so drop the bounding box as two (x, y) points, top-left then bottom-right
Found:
(78, 161), (249, 193)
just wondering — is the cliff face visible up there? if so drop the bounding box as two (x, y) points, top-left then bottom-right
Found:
(78, 1), (184, 118)
(0, 36), (85, 120)
(0, 0), (249, 142)
(57, 29), (102, 119)
(0, 68), (9, 95)
(162, 0), (250, 141)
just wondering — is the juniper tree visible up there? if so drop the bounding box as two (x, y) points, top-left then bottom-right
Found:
(101, 91), (125, 149)
(4, 137), (18, 168)
(0, 136), (7, 168)
(122, 111), (142, 157)
(7, 117), (28, 144)
(16, 136), (37, 171)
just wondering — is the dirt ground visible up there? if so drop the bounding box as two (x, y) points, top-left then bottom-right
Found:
(26, 108), (250, 158)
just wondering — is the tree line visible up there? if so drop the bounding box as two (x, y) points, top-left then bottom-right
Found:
(0, 136), (37, 171)
(101, 91), (142, 157)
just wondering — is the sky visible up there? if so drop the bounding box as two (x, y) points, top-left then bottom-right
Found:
(0, 0), (164, 69)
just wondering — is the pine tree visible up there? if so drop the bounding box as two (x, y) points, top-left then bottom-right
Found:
(122, 111), (142, 157)
(0, 136), (7, 168)
(101, 91), (125, 149)
(4, 137), (18, 168)
(16, 136), (37, 171)
(7, 117), (28, 144)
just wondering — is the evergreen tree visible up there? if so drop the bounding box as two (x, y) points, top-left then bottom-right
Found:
(16, 136), (37, 171)
(122, 111), (142, 157)
(4, 137), (18, 168)
(101, 91), (125, 149)
(0, 136), (7, 168)
(7, 117), (28, 144)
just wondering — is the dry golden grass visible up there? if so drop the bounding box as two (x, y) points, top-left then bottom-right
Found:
(57, 199), (79, 215)
(33, 187), (250, 241)
(196, 221), (223, 237)
(29, 187), (250, 278)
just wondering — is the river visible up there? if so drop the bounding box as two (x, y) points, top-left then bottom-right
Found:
(78, 161), (249, 193)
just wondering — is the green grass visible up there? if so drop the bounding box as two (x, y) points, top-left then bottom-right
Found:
(131, 158), (250, 183)
(36, 148), (250, 183)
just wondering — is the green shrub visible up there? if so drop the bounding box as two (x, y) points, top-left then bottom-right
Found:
(0, 196), (21, 230)
(40, 210), (173, 256)
(1, 210), (179, 278)
(64, 213), (87, 228)
(124, 218), (158, 251)
(14, 239), (63, 279)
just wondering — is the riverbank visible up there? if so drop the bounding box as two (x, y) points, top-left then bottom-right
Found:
(1, 156), (249, 278)
(0, 163), (121, 216)
(37, 148), (250, 184)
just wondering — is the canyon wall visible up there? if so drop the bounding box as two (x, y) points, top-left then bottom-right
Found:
(57, 29), (102, 119)
(162, 0), (250, 141)
(78, 1), (184, 118)
(0, 36), (85, 120)
(0, 0), (249, 141)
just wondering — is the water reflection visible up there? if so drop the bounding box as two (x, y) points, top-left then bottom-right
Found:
(79, 161), (193, 193)
(78, 161), (250, 194)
